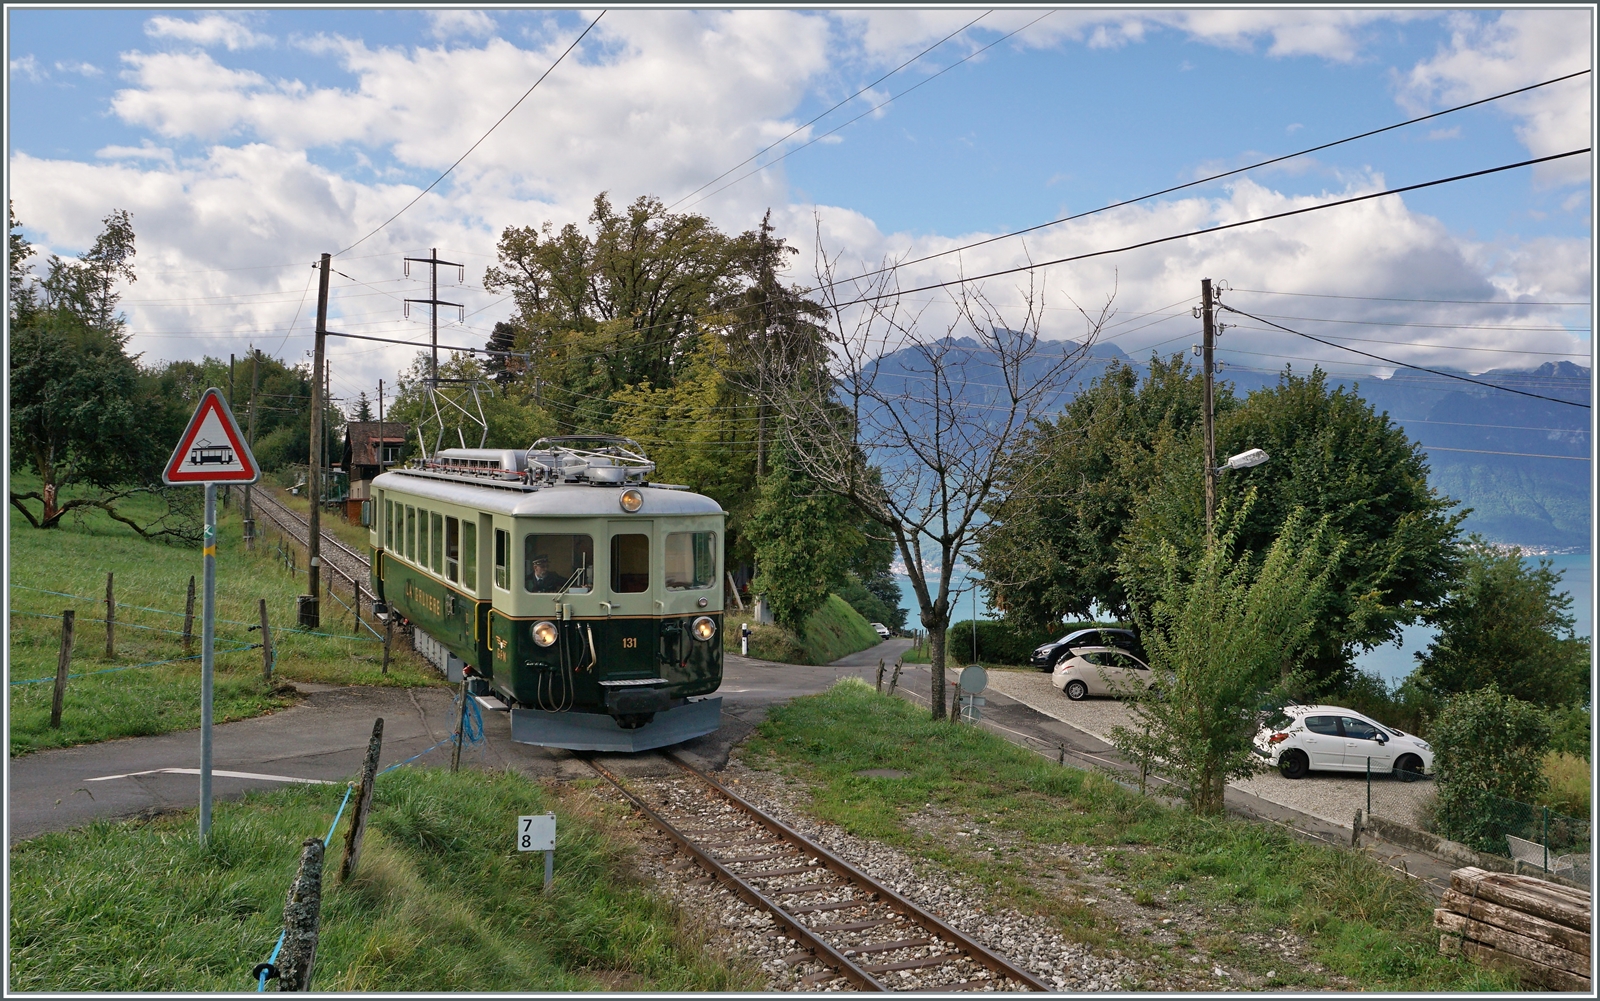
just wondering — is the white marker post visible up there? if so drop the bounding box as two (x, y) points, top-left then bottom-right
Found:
(164, 388), (260, 841)
(518, 812), (556, 890)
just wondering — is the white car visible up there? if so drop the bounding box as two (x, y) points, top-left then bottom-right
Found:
(1051, 646), (1155, 700)
(869, 622), (891, 639)
(1254, 705), (1433, 781)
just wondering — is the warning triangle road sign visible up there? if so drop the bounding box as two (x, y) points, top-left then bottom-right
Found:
(164, 388), (260, 485)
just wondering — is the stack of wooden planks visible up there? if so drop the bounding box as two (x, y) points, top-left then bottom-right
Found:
(1436, 866), (1591, 992)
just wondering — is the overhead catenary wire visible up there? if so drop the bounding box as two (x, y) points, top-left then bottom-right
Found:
(1217, 304), (1590, 409)
(827, 68), (1594, 289)
(335, 10), (605, 257)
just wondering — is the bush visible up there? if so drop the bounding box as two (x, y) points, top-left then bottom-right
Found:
(1547, 703), (1591, 761)
(1431, 685), (1552, 854)
(837, 575), (896, 630)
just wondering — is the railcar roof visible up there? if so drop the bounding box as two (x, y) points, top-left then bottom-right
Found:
(373, 469), (724, 517)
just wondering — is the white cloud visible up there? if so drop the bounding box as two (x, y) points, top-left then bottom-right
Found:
(1401, 10), (1592, 186)
(146, 13), (273, 51)
(95, 140), (175, 165)
(54, 60), (101, 77)
(10, 54), (45, 82)
(428, 10), (495, 40)
(11, 9), (1587, 391)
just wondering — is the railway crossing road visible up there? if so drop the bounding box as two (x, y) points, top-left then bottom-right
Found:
(7, 640), (908, 843)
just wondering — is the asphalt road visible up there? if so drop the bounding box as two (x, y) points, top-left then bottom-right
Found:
(7, 638), (910, 843)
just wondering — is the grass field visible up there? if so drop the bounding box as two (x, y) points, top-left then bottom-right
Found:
(8, 766), (758, 992)
(745, 680), (1517, 993)
(8, 479), (443, 757)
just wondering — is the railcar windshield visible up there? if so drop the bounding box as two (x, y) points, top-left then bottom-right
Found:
(526, 534), (593, 593)
(665, 531), (717, 590)
(611, 534), (650, 593)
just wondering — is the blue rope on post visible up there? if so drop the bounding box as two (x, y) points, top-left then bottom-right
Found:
(252, 782), (354, 989)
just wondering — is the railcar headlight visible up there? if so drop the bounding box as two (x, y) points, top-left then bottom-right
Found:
(619, 488), (644, 513)
(532, 621), (559, 647)
(691, 616), (717, 642)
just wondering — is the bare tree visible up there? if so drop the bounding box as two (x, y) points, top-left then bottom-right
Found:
(765, 243), (1113, 719)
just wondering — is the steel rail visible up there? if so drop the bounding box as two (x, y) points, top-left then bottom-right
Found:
(583, 758), (890, 992)
(668, 753), (1052, 992)
(251, 491), (370, 589)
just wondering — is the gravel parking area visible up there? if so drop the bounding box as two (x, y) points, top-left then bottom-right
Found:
(982, 669), (1435, 829)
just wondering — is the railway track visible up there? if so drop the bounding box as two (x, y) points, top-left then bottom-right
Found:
(587, 753), (1049, 993)
(249, 489), (371, 590)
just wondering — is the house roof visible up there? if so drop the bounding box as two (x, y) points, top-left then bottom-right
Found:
(343, 421), (411, 469)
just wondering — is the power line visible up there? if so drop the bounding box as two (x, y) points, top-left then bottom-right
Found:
(1243, 312), (1589, 334)
(1401, 418), (1588, 435)
(1218, 330), (1592, 387)
(1232, 288), (1591, 307)
(667, 10), (991, 211)
(1217, 304), (1590, 409)
(683, 10), (1056, 210)
(335, 10), (605, 257)
(1421, 445), (1589, 461)
(825, 147), (1593, 312)
(1229, 326), (1589, 357)
(831, 68), (1594, 288)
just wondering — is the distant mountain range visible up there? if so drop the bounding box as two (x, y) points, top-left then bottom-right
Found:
(869, 336), (1591, 551)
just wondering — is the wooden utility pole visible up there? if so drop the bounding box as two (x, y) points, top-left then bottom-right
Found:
(1200, 278), (1218, 538)
(377, 379), (385, 476)
(245, 348), (260, 548)
(305, 254), (329, 628)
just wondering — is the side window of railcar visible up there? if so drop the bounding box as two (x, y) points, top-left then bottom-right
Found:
(445, 517), (460, 583)
(418, 508), (429, 566)
(610, 534), (650, 594)
(463, 522), (477, 590)
(430, 513), (444, 574)
(384, 500), (394, 550)
(526, 534), (594, 594)
(665, 531), (717, 590)
(494, 529), (510, 590)
(405, 506), (416, 562)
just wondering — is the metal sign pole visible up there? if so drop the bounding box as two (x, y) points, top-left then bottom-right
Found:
(200, 482), (217, 840)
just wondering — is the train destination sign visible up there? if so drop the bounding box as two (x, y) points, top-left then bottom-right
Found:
(163, 388), (259, 485)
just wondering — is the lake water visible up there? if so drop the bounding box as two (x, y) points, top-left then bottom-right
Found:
(1352, 553), (1591, 688)
(894, 553), (1591, 687)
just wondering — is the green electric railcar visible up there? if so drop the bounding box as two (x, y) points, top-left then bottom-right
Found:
(370, 437), (725, 752)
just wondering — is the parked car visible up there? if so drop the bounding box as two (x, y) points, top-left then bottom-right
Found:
(869, 622), (891, 639)
(1030, 627), (1142, 672)
(1253, 705), (1433, 781)
(1050, 646), (1155, 700)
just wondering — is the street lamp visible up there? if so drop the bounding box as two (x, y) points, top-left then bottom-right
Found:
(1216, 448), (1270, 474)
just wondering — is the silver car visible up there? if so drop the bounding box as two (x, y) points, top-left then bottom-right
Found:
(1050, 646), (1155, 701)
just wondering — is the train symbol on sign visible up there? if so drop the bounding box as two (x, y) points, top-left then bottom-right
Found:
(188, 439), (236, 466)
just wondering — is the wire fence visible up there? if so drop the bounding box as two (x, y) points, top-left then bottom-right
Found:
(1361, 756), (1592, 884)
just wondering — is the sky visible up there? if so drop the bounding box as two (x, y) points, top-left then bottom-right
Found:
(6, 7), (1595, 415)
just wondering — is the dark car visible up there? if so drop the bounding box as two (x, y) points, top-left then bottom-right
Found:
(1030, 627), (1143, 671)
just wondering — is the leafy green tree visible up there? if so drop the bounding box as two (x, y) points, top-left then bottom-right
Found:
(9, 200), (37, 325)
(1414, 540), (1589, 708)
(978, 354), (1225, 626)
(1431, 685), (1552, 853)
(1120, 367), (1462, 692)
(483, 193), (756, 429)
(1110, 499), (1340, 814)
(746, 450), (860, 636)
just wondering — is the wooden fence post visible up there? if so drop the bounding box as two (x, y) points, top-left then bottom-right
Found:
(353, 582), (362, 634)
(184, 575), (197, 655)
(382, 615), (392, 675)
(276, 837), (324, 991)
(51, 611), (75, 729)
(104, 572), (115, 660)
(887, 658), (902, 696)
(339, 718), (384, 882)
(259, 599), (274, 682)
(451, 675), (470, 773)
(875, 657), (886, 693)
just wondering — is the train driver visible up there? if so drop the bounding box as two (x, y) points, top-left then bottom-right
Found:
(527, 554), (564, 592)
